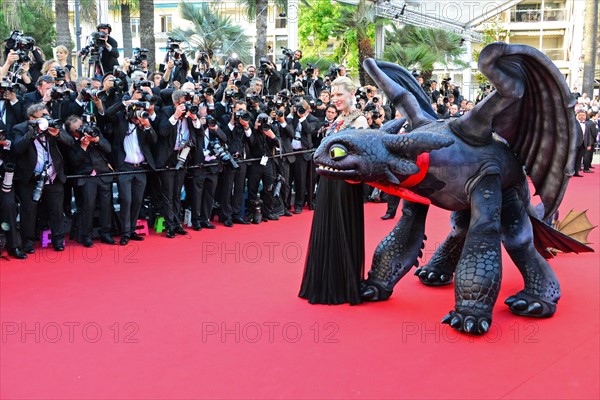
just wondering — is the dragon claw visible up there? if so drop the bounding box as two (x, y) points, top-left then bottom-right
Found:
(441, 313), (453, 324)
(442, 310), (492, 335)
(360, 280), (392, 302)
(427, 272), (438, 282)
(450, 316), (462, 329)
(464, 317), (476, 333)
(505, 291), (557, 318)
(479, 319), (490, 333)
(414, 267), (422, 276)
(415, 264), (454, 286)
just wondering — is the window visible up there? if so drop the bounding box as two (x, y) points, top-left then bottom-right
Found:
(275, 7), (287, 29)
(160, 15), (172, 33)
(131, 18), (140, 37)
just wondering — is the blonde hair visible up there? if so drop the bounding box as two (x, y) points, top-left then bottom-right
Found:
(41, 59), (58, 74)
(55, 45), (69, 56)
(331, 76), (357, 95)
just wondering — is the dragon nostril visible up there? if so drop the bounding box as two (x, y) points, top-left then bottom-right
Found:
(329, 144), (348, 160)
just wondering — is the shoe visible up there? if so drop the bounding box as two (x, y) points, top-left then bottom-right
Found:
(129, 232), (145, 241)
(100, 235), (116, 245)
(192, 222), (202, 231)
(573, 174), (583, 177)
(82, 237), (94, 248)
(380, 213), (396, 220)
(200, 221), (216, 229)
(223, 219), (234, 227)
(282, 210), (293, 217)
(293, 208), (302, 214)
(232, 217), (249, 225)
(23, 240), (35, 254)
(120, 235), (130, 245)
(174, 226), (188, 235)
(53, 242), (65, 252)
(7, 248), (27, 259)
(583, 170), (593, 173)
(265, 213), (279, 221)
(166, 229), (176, 238)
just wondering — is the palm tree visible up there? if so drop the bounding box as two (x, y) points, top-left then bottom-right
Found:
(238, 0), (287, 65)
(109, 0), (140, 59)
(170, 2), (252, 64)
(139, 0), (155, 70)
(581, 0), (598, 98)
(383, 25), (467, 79)
(54, 0), (97, 57)
(334, 0), (378, 85)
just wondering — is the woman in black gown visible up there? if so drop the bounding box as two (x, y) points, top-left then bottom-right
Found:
(299, 77), (370, 305)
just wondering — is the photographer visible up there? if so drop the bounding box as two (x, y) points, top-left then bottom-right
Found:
(269, 107), (294, 215)
(65, 114), (115, 247)
(2, 31), (42, 86)
(0, 80), (25, 132)
(124, 48), (150, 78)
(214, 85), (240, 126)
(281, 49), (302, 91)
(311, 91), (331, 121)
(314, 104), (338, 147)
(21, 75), (74, 122)
(108, 97), (157, 245)
(246, 113), (280, 222)
(156, 89), (201, 238)
(303, 65), (323, 99)
(288, 98), (318, 214)
(12, 103), (75, 253)
(258, 58), (282, 96)
(1, 49), (33, 90)
(191, 50), (217, 81)
(190, 114), (228, 230)
(96, 23), (120, 76)
(71, 77), (106, 118)
(161, 38), (189, 85)
(219, 101), (252, 226)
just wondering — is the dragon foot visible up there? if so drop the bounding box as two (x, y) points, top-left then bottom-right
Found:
(414, 265), (454, 286)
(504, 291), (557, 318)
(441, 310), (492, 335)
(360, 279), (393, 301)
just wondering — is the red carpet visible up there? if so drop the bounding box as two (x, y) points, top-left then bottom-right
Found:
(1, 174), (599, 399)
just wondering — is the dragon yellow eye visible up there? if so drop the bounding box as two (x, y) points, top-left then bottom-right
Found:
(329, 145), (347, 160)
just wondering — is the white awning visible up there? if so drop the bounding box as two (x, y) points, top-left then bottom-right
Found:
(335, 0), (524, 43)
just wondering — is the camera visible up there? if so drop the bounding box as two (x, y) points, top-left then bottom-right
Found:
(54, 66), (66, 80)
(184, 101), (199, 115)
(79, 31), (107, 59)
(49, 85), (69, 101)
(81, 86), (102, 102)
(0, 80), (19, 97)
(210, 139), (239, 169)
(234, 111), (252, 124)
(282, 47), (293, 58)
(130, 48), (148, 69)
(257, 115), (271, 132)
(328, 64), (341, 80)
(75, 113), (99, 139)
(127, 101), (151, 120)
(272, 174), (285, 197)
(30, 116), (63, 134)
(204, 116), (218, 129)
(305, 63), (316, 77)
(166, 37), (184, 67)
(275, 110), (284, 118)
(4, 31), (35, 52)
(258, 57), (271, 76)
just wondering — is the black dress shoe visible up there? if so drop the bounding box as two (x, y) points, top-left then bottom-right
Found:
(120, 235), (130, 245)
(129, 232), (144, 241)
(223, 219), (234, 227)
(23, 240), (35, 254)
(7, 248), (27, 259)
(293, 208), (302, 214)
(265, 213), (279, 221)
(380, 213), (396, 220)
(282, 210), (293, 217)
(100, 235), (116, 245)
(174, 226), (188, 235)
(192, 222), (202, 231)
(583, 170), (593, 173)
(53, 242), (65, 252)
(165, 229), (176, 238)
(232, 217), (249, 225)
(200, 221), (216, 229)
(573, 174), (583, 177)
(82, 237), (94, 248)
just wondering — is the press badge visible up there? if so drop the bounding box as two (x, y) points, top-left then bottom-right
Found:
(260, 156), (268, 166)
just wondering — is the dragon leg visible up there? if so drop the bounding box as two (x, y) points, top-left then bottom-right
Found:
(415, 210), (470, 286)
(361, 201), (429, 301)
(442, 175), (503, 335)
(501, 188), (561, 317)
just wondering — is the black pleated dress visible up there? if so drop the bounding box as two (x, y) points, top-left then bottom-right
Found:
(298, 116), (365, 305)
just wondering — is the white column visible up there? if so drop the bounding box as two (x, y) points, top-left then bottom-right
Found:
(461, 40), (474, 101)
(375, 24), (385, 59)
(287, 0), (299, 50)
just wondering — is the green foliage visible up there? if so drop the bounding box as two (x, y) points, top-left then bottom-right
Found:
(298, 0), (340, 47)
(0, 1), (57, 59)
(170, 2), (252, 64)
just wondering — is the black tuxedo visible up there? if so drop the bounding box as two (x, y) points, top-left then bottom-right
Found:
(247, 127), (280, 215)
(218, 122), (251, 220)
(288, 113), (319, 210)
(191, 126), (227, 224)
(99, 36), (120, 75)
(21, 91), (76, 122)
(156, 107), (200, 230)
(576, 119), (598, 172)
(0, 98), (24, 136)
(12, 121), (75, 247)
(110, 110), (157, 236)
(271, 120), (294, 210)
(264, 70), (283, 96)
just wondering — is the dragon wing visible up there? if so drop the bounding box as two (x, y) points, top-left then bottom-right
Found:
(363, 59), (438, 129)
(450, 43), (577, 219)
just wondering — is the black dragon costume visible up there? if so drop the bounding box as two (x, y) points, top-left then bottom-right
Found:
(312, 43), (593, 335)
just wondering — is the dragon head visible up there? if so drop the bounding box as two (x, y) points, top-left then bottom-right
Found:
(314, 129), (454, 185)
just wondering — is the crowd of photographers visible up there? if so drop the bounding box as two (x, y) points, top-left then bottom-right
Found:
(0, 26), (399, 260)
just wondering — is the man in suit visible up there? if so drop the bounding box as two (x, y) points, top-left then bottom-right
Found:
(109, 99), (157, 245)
(12, 103), (75, 253)
(288, 99), (319, 213)
(271, 109), (294, 215)
(21, 75), (75, 121)
(582, 112), (598, 173)
(574, 110), (597, 176)
(157, 89), (201, 238)
(219, 101), (253, 226)
(0, 87), (24, 133)
(65, 115), (115, 247)
(0, 132), (26, 258)
(96, 23), (120, 77)
(261, 59), (283, 96)
(191, 116), (228, 230)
